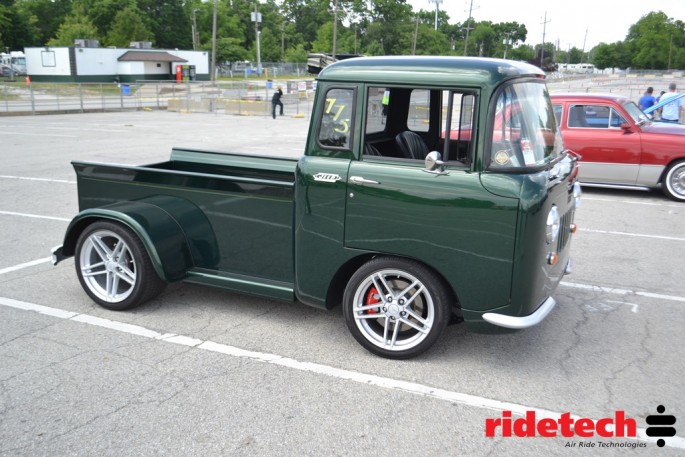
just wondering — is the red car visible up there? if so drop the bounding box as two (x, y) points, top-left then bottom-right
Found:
(550, 93), (685, 201)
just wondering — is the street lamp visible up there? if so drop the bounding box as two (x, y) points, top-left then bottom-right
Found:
(503, 31), (515, 59)
(211, 0), (217, 81)
(429, 0), (442, 31)
(251, 2), (263, 76)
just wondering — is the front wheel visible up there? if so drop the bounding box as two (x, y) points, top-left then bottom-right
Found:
(663, 160), (685, 201)
(343, 257), (452, 359)
(75, 221), (166, 310)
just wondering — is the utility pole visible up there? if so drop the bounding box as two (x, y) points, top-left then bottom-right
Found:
(332, 0), (338, 59)
(354, 24), (358, 54)
(211, 0), (217, 81)
(463, 0), (475, 56)
(191, 9), (199, 50)
(428, 0), (442, 31)
(540, 11), (550, 68)
(580, 28), (588, 64)
(412, 15), (419, 55)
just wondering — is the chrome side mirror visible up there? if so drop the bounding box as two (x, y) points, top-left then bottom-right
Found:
(423, 151), (449, 175)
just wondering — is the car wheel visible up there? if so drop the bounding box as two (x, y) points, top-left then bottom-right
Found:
(343, 257), (452, 359)
(663, 160), (685, 201)
(75, 221), (166, 310)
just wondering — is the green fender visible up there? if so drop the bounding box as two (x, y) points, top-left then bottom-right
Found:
(59, 197), (219, 282)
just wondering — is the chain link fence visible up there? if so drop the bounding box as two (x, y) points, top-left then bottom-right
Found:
(2, 69), (684, 117)
(0, 78), (315, 117)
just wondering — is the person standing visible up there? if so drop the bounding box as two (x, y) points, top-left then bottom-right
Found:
(659, 83), (684, 123)
(272, 86), (284, 119)
(638, 86), (656, 111)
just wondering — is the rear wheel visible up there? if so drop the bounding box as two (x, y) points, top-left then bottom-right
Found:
(663, 160), (685, 201)
(343, 257), (452, 359)
(75, 221), (166, 310)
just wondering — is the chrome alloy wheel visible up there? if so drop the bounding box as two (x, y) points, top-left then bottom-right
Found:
(352, 269), (435, 352)
(78, 229), (137, 303)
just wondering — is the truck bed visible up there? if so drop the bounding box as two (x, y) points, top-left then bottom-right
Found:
(73, 148), (298, 291)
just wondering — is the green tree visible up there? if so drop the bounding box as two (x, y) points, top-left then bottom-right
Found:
(0, 1), (36, 49)
(15, 0), (71, 46)
(71, 0), (136, 37)
(467, 22), (496, 57)
(0, 3), (10, 47)
(48, 9), (100, 46)
(508, 43), (535, 62)
(105, 6), (152, 47)
(138, 0), (191, 49)
(626, 11), (684, 69)
(284, 43), (308, 63)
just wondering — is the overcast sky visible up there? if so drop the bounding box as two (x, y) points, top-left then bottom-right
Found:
(406, 0), (685, 51)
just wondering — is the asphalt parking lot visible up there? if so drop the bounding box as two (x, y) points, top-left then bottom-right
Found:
(1, 110), (684, 456)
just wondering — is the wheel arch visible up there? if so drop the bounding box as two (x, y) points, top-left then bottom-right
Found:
(62, 206), (193, 282)
(325, 253), (460, 311)
(659, 158), (685, 201)
(658, 157), (685, 183)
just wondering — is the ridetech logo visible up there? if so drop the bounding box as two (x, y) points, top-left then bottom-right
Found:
(485, 411), (636, 439)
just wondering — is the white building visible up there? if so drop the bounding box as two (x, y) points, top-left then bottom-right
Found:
(24, 45), (210, 83)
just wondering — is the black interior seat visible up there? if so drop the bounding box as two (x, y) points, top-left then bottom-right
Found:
(395, 131), (429, 160)
(364, 143), (382, 157)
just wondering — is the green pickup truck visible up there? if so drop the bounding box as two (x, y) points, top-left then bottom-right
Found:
(53, 56), (581, 359)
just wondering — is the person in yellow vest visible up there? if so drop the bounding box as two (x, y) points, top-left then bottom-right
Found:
(382, 89), (390, 123)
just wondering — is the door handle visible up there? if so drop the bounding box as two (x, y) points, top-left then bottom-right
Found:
(349, 176), (381, 185)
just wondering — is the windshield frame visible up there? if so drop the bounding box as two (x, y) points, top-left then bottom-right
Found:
(623, 101), (650, 125)
(485, 78), (564, 174)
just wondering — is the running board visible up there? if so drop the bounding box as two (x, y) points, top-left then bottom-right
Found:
(184, 268), (295, 302)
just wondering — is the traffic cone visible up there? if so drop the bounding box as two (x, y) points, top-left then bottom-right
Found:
(25, 75), (31, 85)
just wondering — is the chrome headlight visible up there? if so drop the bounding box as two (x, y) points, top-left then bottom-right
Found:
(573, 182), (582, 208)
(546, 206), (560, 245)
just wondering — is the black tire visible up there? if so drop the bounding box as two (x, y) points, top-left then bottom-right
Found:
(663, 160), (685, 201)
(75, 220), (166, 311)
(342, 257), (452, 359)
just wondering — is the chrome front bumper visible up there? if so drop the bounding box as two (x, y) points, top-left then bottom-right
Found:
(482, 296), (557, 330)
(51, 245), (66, 265)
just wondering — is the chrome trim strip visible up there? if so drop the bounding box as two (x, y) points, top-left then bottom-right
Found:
(482, 296), (557, 329)
(578, 182), (652, 191)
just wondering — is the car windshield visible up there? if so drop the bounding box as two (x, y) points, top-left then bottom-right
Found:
(623, 101), (648, 123)
(489, 82), (563, 170)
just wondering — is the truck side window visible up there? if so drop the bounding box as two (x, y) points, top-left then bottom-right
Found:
(366, 87), (387, 134)
(408, 89), (430, 132)
(318, 88), (355, 150)
(442, 91), (476, 163)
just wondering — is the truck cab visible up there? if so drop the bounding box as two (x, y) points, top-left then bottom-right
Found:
(53, 56), (580, 359)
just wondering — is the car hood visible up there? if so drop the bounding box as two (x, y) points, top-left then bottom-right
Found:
(640, 121), (685, 135)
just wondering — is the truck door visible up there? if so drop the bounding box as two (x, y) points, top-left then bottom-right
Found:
(344, 88), (519, 311)
(295, 86), (357, 308)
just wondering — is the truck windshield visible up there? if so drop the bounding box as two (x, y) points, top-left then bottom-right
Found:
(488, 81), (563, 170)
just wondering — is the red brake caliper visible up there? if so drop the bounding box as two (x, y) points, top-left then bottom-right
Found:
(365, 287), (380, 314)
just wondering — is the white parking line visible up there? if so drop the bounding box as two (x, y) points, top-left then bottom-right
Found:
(0, 257), (52, 275)
(0, 175), (76, 184)
(579, 228), (685, 242)
(3, 132), (77, 138)
(582, 197), (682, 208)
(561, 281), (685, 303)
(0, 296), (682, 450)
(0, 211), (71, 222)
